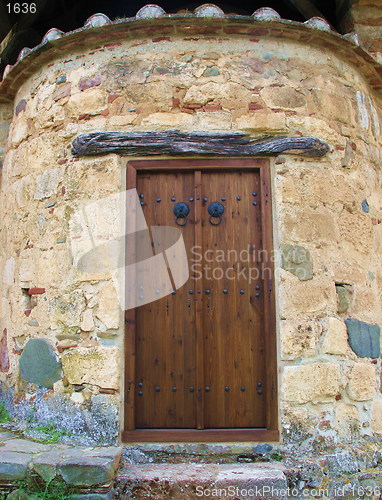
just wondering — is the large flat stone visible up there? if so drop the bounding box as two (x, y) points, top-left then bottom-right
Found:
(281, 243), (313, 281)
(1, 439), (51, 454)
(19, 338), (62, 388)
(58, 456), (118, 486)
(345, 318), (380, 358)
(32, 449), (65, 483)
(0, 452), (33, 480)
(118, 463), (287, 500)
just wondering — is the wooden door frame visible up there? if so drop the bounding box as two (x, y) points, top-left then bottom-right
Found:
(122, 158), (278, 443)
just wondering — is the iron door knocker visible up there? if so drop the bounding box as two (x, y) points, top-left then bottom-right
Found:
(208, 201), (224, 226)
(173, 202), (190, 226)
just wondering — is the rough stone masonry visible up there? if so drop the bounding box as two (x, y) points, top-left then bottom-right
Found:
(0, 2), (381, 463)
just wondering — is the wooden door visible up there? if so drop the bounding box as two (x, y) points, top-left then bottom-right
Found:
(133, 168), (266, 430)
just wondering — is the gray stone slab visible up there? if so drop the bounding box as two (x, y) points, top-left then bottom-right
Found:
(281, 243), (313, 281)
(0, 451), (33, 480)
(345, 318), (380, 358)
(32, 449), (65, 482)
(0, 431), (18, 441)
(58, 456), (117, 486)
(19, 338), (62, 388)
(1, 438), (51, 454)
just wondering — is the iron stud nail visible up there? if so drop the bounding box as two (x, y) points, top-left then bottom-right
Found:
(252, 192), (257, 196)
(255, 293), (261, 298)
(221, 197), (226, 201)
(189, 386), (195, 392)
(205, 387), (210, 392)
(138, 382), (143, 387)
(257, 382), (262, 387)
(189, 290), (194, 295)
(171, 290), (176, 295)
(140, 201), (144, 206)
(223, 289), (228, 294)
(139, 193), (144, 199)
(225, 386), (229, 392)
(172, 386), (177, 392)
(205, 290), (211, 295)
(203, 197), (208, 202)
(171, 197), (176, 201)
(252, 201), (257, 206)
(196, 196), (200, 200)
(138, 391), (143, 396)
(156, 198), (161, 202)
(139, 295), (144, 300)
(155, 386), (160, 392)
(240, 289), (245, 294)
(241, 386), (246, 391)
(189, 197), (194, 202)
(257, 389), (263, 395)
(255, 285), (260, 290)
(237, 196), (241, 200)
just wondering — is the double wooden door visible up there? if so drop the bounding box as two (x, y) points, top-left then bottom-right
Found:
(124, 159), (277, 441)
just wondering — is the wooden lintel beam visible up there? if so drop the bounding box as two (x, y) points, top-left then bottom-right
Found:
(72, 131), (330, 158)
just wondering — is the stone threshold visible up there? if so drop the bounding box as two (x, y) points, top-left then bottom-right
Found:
(116, 462), (287, 499)
(122, 441), (279, 464)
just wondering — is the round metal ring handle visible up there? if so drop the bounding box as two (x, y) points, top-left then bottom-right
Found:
(173, 202), (190, 226)
(175, 216), (187, 226)
(209, 214), (222, 226)
(208, 201), (224, 226)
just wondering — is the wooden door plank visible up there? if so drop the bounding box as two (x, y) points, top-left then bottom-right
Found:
(260, 165), (278, 431)
(194, 170), (204, 429)
(124, 163), (137, 431)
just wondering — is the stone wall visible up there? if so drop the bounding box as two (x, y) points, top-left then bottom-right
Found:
(0, 11), (381, 447)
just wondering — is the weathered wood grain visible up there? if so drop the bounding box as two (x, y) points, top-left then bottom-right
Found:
(72, 131), (330, 157)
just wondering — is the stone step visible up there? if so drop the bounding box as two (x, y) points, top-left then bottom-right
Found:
(116, 463), (288, 499)
(122, 442), (278, 464)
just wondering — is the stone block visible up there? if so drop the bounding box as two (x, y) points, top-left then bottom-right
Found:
(58, 456), (118, 486)
(61, 346), (120, 389)
(371, 400), (382, 434)
(183, 82), (251, 106)
(345, 318), (380, 358)
(81, 309), (94, 332)
(279, 272), (335, 316)
(108, 115), (137, 127)
(67, 89), (107, 117)
(282, 208), (336, 243)
(2, 258), (15, 286)
(236, 113), (286, 133)
(260, 87), (306, 110)
(19, 338), (62, 389)
(32, 449), (64, 482)
(321, 317), (349, 355)
(334, 404), (360, 438)
(195, 111), (232, 130)
(96, 283), (120, 330)
(348, 362), (376, 401)
(0, 452), (32, 480)
(282, 363), (340, 404)
(141, 112), (193, 128)
(281, 244), (313, 281)
(34, 167), (63, 201)
(336, 284), (351, 314)
(280, 320), (317, 359)
(338, 211), (372, 254)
